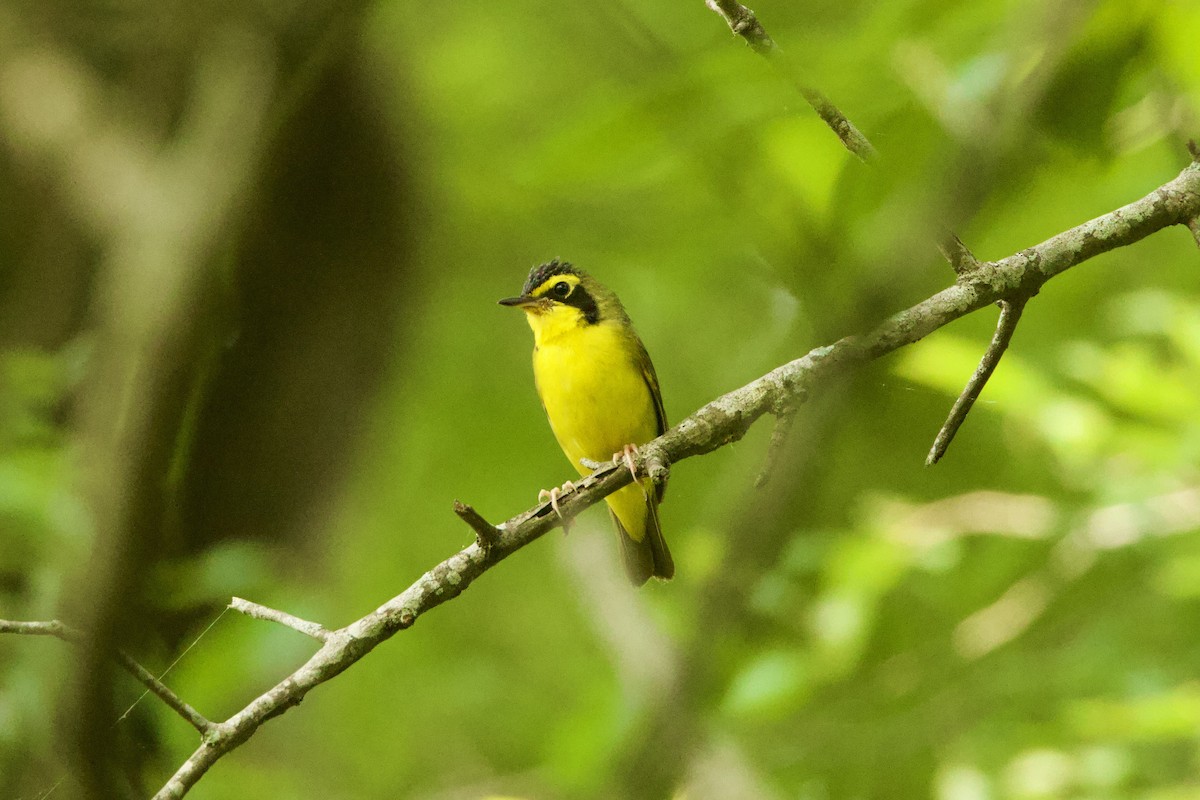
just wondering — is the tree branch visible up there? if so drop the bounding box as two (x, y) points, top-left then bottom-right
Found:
(453, 500), (503, 550)
(706, 0), (1031, 464)
(143, 160), (1200, 798)
(937, 231), (982, 275)
(0, 619), (72, 637)
(705, 0), (776, 54)
(754, 403), (798, 488)
(0, 619), (212, 735)
(1186, 141), (1200, 247)
(229, 599), (331, 642)
(926, 296), (1029, 466)
(705, 0), (877, 162)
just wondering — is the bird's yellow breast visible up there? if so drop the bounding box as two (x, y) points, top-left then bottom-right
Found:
(530, 316), (658, 477)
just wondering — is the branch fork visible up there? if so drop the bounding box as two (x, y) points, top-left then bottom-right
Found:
(453, 501), (503, 551)
(703, 0), (994, 468)
(939, 231), (982, 276)
(755, 401), (799, 488)
(926, 292), (1034, 465)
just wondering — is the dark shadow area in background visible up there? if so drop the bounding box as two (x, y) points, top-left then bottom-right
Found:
(0, 12), (420, 796)
(180, 53), (415, 554)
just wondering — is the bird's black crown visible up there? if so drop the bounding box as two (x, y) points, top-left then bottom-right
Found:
(523, 259), (583, 295)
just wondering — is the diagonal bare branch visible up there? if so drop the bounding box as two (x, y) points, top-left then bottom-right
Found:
(146, 161), (1200, 799)
(705, 0), (1013, 463)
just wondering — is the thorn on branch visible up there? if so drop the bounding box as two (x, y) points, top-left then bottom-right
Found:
(937, 231), (981, 276)
(230, 598), (332, 642)
(453, 500), (502, 551)
(1188, 139), (1200, 163)
(926, 295), (1030, 466)
(755, 403), (798, 488)
(1187, 216), (1200, 250)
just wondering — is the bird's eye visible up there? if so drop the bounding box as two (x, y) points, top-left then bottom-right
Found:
(552, 281), (571, 298)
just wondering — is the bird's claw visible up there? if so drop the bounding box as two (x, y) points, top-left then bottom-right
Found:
(613, 444), (641, 486)
(538, 481), (577, 534)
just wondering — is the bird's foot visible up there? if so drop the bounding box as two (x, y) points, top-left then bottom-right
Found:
(613, 444), (641, 486)
(614, 443), (653, 502)
(538, 480), (578, 535)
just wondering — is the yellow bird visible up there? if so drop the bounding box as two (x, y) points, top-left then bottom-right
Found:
(499, 260), (673, 585)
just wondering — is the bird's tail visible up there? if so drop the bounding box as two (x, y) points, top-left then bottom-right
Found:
(609, 487), (674, 586)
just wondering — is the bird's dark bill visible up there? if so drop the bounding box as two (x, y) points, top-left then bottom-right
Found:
(498, 295), (537, 307)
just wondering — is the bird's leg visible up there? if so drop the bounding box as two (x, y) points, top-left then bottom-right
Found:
(538, 480), (578, 535)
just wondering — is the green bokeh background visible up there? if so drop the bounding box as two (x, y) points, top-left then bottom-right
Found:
(2, 0), (1200, 797)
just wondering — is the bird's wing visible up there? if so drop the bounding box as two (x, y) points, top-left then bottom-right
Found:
(635, 341), (667, 437)
(634, 339), (668, 502)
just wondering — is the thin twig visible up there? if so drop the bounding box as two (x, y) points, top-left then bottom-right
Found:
(229, 598), (331, 642)
(937, 231), (981, 276)
(926, 296), (1030, 466)
(754, 405), (798, 488)
(0, 619), (72, 637)
(705, 0), (877, 162)
(110, 652), (212, 733)
(0, 619), (212, 734)
(708, 0), (1019, 460)
(139, 161), (1200, 798)
(115, 608), (229, 727)
(705, 0), (775, 54)
(453, 501), (503, 550)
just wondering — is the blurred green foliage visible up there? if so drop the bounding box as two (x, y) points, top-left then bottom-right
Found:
(2, 0), (1200, 797)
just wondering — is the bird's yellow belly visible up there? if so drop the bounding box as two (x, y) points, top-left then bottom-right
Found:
(533, 325), (658, 477)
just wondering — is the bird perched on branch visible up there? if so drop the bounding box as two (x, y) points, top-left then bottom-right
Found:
(499, 260), (673, 585)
